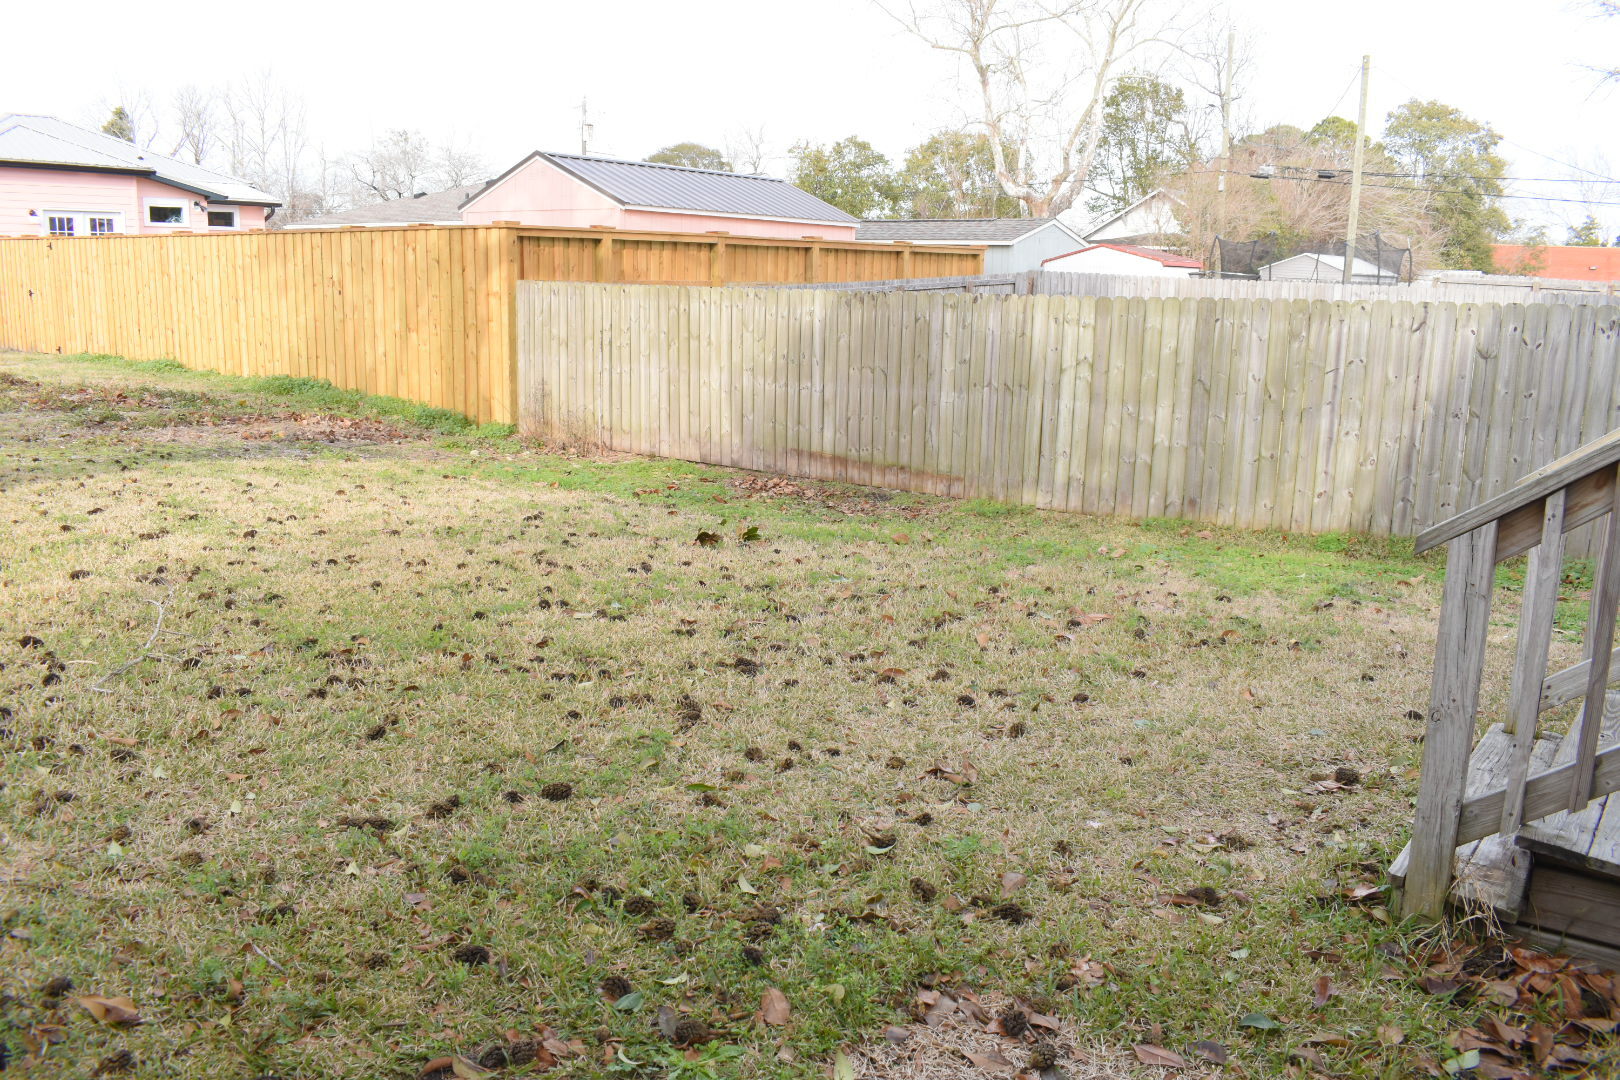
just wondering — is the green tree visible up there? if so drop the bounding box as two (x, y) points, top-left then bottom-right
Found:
(898, 131), (1023, 217)
(1382, 99), (1510, 270)
(101, 106), (135, 143)
(1087, 73), (1196, 216)
(646, 143), (732, 171)
(788, 137), (903, 219)
(1568, 215), (1607, 246)
(1306, 115), (1360, 147)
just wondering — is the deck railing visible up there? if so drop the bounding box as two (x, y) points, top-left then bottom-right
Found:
(1402, 429), (1620, 918)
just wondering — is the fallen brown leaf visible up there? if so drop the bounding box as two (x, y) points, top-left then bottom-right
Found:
(75, 995), (140, 1025)
(1133, 1043), (1187, 1068)
(760, 986), (791, 1026)
(963, 1048), (1013, 1071)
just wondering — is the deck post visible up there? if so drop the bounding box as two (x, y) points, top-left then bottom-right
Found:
(1402, 522), (1498, 920)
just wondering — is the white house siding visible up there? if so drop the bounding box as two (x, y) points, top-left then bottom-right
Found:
(984, 221), (1088, 273)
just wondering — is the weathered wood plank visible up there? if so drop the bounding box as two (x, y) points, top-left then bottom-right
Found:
(1456, 742), (1620, 846)
(1416, 428), (1620, 554)
(1523, 865), (1620, 948)
(1403, 522), (1499, 920)
(1501, 487), (1568, 833)
(1571, 476), (1620, 808)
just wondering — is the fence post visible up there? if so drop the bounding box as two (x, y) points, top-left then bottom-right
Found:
(1402, 522), (1498, 920)
(706, 232), (729, 287)
(592, 228), (618, 283)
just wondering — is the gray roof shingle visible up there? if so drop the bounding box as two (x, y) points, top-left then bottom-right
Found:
(293, 184), (488, 228)
(506, 153), (857, 224)
(855, 218), (1057, 243)
(0, 113), (278, 205)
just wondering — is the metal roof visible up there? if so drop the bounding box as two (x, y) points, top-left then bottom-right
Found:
(855, 218), (1060, 244)
(520, 152), (857, 223)
(0, 113), (279, 205)
(291, 184), (487, 228)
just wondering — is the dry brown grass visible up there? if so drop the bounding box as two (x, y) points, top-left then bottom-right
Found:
(1, 352), (1611, 1080)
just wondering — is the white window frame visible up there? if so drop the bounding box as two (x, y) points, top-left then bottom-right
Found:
(143, 198), (189, 227)
(42, 210), (125, 237)
(205, 207), (238, 229)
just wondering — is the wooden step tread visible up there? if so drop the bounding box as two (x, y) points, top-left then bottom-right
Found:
(1516, 694), (1620, 875)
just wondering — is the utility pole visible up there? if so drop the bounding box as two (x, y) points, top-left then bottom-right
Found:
(1215, 28), (1234, 274)
(1342, 55), (1370, 285)
(579, 98), (593, 156)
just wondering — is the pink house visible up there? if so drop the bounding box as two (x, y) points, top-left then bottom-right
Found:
(0, 114), (278, 237)
(300, 151), (859, 241)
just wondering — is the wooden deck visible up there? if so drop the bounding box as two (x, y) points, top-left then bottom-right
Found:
(1392, 693), (1620, 957)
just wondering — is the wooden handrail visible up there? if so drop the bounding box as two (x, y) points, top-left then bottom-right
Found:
(1401, 437), (1620, 920)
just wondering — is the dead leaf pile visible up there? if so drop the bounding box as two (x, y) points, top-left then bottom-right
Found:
(1406, 941), (1620, 1077)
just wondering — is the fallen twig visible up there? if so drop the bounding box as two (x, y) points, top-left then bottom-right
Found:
(91, 587), (175, 693)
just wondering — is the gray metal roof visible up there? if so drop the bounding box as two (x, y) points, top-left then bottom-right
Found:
(0, 113), (278, 205)
(291, 184), (488, 228)
(525, 152), (858, 224)
(856, 218), (1059, 244)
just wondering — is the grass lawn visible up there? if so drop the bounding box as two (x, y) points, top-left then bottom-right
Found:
(2, 352), (1615, 1080)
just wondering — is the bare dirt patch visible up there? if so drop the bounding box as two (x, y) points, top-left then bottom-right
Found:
(147, 412), (419, 447)
(727, 471), (940, 517)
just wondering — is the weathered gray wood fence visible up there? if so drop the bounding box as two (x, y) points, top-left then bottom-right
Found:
(768, 270), (1619, 306)
(518, 282), (1620, 540)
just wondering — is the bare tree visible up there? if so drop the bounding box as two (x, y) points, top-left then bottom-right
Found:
(219, 74), (325, 223)
(1175, 13), (1255, 155)
(434, 141), (487, 187)
(170, 85), (215, 165)
(881, 0), (1179, 216)
(347, 130), (486, 202)
(1166, 126), (1443, 270)
(726, 125), (770, 174)
(92, 90), (161, 148)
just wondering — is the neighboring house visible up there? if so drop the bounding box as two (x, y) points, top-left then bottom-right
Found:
(288, 184), (485, 228)
(1042, 242), (1202, 277)
(1061, 189), (1183, 246)
(853, 218), (1085, 273)
(0, 113), (277, 236)
(298, 152), (859, 241)
(1491, 244), (1620, 282)
(1258, 252), (1389, 284)
(464, 152), (857, 239)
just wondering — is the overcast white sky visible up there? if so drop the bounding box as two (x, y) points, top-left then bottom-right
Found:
(6, 0), (1617, 236)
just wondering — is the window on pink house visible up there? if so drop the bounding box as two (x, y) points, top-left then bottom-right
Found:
(47, 215), (75, 236)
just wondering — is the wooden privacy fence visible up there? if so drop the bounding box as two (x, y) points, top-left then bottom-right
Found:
(519, 283), (1620, 540)
(0, 225), (523, 424)
(0, 225), (981, 424)
(774, 270), (1619, 306)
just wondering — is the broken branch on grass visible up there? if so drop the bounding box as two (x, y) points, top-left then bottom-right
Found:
(91, 587), (176, 693)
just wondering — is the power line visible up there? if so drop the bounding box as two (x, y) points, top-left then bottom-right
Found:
(1196, 169), (1620, 208)
(1370, 64), (1617, 186)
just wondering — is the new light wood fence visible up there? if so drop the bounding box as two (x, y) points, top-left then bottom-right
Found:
(0, 225), (981, 425)
(520, 282), (1620, 541)
(0, 225), (525, 423)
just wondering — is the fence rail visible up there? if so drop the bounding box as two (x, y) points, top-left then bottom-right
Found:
(520, 283), (1620, 541)
(769, 270), (1618, 306)
(0, 225), (982, 424)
